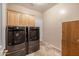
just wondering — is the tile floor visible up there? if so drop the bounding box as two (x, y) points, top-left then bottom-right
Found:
(0, 41), (61, 56)
(27, 41), (61, 56)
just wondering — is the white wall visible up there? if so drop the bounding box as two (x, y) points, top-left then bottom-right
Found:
(35, 16), (43, 41)
(43, 3), (79, 50)
(1, 3), (7, 53)
(0, 3), (6, 55)
(0, 3), (2, 50)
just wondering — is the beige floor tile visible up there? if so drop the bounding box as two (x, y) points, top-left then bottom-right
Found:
(27, 41), (57, 56)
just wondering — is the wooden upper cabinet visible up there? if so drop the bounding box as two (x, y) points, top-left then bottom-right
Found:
(7, 10), (35, 27)
(7, 11), (19, 26)
(19, 14), (28, 26)
(28, 15), (35, 27)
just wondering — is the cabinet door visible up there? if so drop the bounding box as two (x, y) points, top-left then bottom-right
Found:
(13, 12), (20, 26)
(7, 11), (14, 26)
(28, 16), (35, 27)
(7, 11), (19, 26)
(24, 14), (29, 26)
(19, 14), (28, 26)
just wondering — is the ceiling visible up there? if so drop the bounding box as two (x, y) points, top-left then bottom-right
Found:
(8, 3), (57, 13)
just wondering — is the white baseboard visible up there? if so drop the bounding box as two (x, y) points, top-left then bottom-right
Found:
(0, 50), (3, 56)
(43, 41), (61, 52)
(51, 45), (61, 52)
